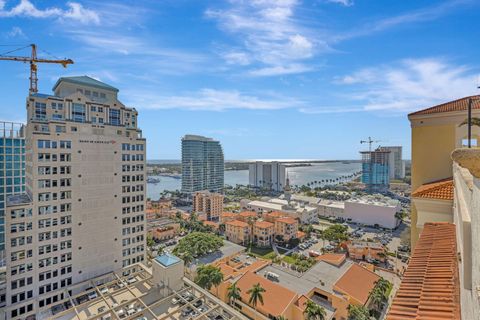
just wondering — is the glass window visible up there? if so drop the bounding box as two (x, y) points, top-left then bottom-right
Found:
(109, 109), (120, 126)
(35, 102), (47, 120)
(72, 103), (86, 123)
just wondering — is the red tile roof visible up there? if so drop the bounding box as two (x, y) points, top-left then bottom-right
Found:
(317, 253), (346, 266)
(411, 178), (454, 201)
(254, 220), (274, 229)
(225, 220), (249, 228)
(275, 217), (297, 224)
(239, 211), (257, 217)
(221, 212), (237, 217)
(334, 263), (380, 305)
(408, 95), (480, 116)
(387, 223), (460, 320)
(235, 271), (297, 317)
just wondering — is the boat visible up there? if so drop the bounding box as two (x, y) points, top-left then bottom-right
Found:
(147, 177), (161, 184)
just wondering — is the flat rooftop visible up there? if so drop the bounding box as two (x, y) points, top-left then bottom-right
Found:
(191, 240), (245, 270)
(37, 263), (246, 320)
(259, 260), (352, 296)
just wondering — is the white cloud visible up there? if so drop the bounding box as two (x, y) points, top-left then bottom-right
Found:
(0, 0), (99, 24)
(206, 0), (323, 76)
(125, 88), (304, 111)
(221, 51), (252, 66)
(338, 58), (480, 113)
(326, 0), (354, 7)
(249, 64), (312, 76)
(333, 0), (471, 41)
(5, 26), (25, 38)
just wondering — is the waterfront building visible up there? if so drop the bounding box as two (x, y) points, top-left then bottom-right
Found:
(248, 161), (286, 192)
(379, 146), (405, 179)
(181, 135), (224, 194)
(192, 190), (224, 221)
(360, 148), (391, 193)
(4, 76), (146, 319)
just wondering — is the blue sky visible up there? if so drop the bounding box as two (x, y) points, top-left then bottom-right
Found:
(1, 0), (480, 160)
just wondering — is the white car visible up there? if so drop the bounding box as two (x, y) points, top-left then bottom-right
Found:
(100, 287), (109, 295)
(88, 291), (97, 300)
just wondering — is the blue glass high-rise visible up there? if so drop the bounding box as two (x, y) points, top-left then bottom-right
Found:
(0, 122), (25, 267)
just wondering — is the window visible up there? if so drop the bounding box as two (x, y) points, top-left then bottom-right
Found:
(71, 126), (77, 132)
(91, 106), (96, 112)
(85, 90), (91, 96)
(91, 116), (97, 123)
(93, 91), (99, 97)
(56, 125), (66, 133)
(72, 103), (86, 123)
(109, 109), (121, 126)
(35, 102), (47, 120)
(52, 114), (63, 120)
(100, 93), (106, 99)
(98, 118), (104, 124)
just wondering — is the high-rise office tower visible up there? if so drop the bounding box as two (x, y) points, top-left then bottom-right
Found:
(0, 122), (26, 267)
(0, 122), (25, 309)
(248, 161), (286, 192)
(181, 135), (224, 194)
(379, 146), (405, 179)
(360, 148), (391, 193)
(4, 76), (146, 319)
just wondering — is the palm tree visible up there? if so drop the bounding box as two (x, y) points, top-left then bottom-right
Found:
(247, 283), (266, 318)
(227, 281), (242, 307)
(303, 300), (327, 320)
(194, 265), (224, 294)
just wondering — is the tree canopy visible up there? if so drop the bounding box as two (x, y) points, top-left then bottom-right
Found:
(194, 265), (224, 291)
(172, 232), (223, 262)
(322, 224), (348, 242)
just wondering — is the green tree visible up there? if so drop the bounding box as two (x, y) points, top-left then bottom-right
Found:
(194, 265), (224, 294)
(303, 300), (327, 320)
(247, 283), (266, 317)
(347, 304), (370, 320)
(147, 234), (155, 249)
(227, 281), (242, 307)
(322, 224), (348, 242)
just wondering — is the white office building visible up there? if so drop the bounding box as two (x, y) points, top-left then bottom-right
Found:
(4, 76), (146, 319)
(379, 146), (405, 179)
(248, 161), (286, 192)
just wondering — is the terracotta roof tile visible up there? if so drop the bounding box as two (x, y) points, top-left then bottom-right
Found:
(235, 271), (297, 317)
(275, 217), (297, 224)
(221, 212), (237, 217)
(387, 223), (460, 320)
(254, 221), (274, 229)
(267, 211), (287, 217)
(225, 220), (250, 228)
(239, 211), (258, 217)
(316, 253), (346, 266)
(408, 95), (480, 116)
(411, 178), (454, 201)
(334, 263), (380, 305)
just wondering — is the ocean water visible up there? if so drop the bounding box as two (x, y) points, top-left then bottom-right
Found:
(147, 162), (361, 200)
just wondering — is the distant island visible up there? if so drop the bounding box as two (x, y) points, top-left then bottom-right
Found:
(146, 159), (362, 176)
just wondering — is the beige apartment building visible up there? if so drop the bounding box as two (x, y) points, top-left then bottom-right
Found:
(4, 76), (146, 319)
(192, 190), (224, 221)
(224, 220), (251, 246)
(253, 221), (274, 247)
(274, 217), (298, 242)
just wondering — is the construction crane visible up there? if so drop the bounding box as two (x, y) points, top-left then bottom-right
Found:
(0, 44), (74, 94)
(360, 136), (381, 152)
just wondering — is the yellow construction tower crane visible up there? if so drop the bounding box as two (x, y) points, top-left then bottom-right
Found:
(0, 44), (74, 94)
